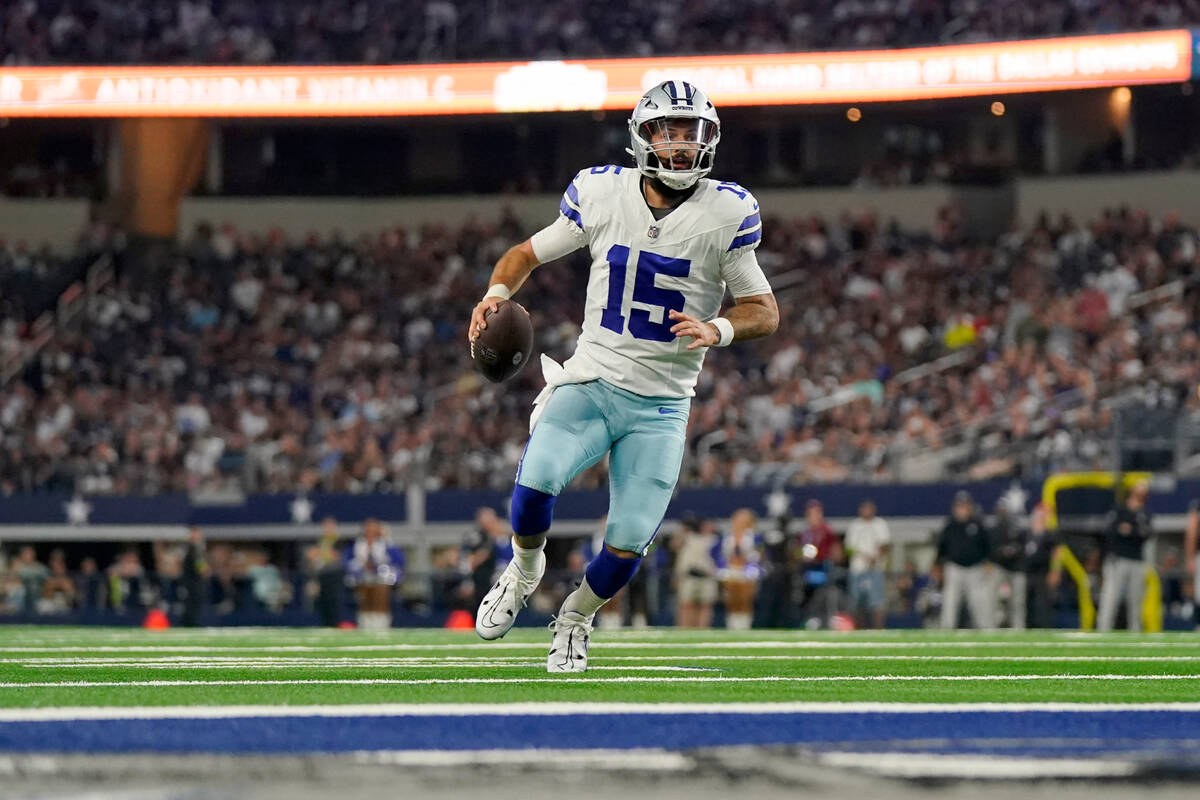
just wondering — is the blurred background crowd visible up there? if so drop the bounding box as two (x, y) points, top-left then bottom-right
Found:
(4, 0), (1200, 65)
(1, 204), (1197, 496)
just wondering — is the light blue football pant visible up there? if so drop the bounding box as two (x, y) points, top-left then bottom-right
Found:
(516, 379), (690, 554)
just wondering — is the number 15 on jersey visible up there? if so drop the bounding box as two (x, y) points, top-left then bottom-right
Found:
(599, 245), (692, 343)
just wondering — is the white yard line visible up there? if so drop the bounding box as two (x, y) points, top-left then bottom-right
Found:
(1, 674), (1198, 689)
(0, 701), (1198, 722)
(2, 640), (1199, 653)
(11, 655), (1200, 667)
(15, 663), (714, 672)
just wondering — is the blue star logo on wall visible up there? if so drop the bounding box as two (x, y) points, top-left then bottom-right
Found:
(64, 495), (92, 525)
(764, 489), (790, 518)
(290, 495), (315, 524)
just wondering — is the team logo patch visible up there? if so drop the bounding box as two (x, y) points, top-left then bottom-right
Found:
(647, 225), (660, 239)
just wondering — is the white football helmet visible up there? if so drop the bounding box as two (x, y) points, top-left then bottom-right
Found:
(627, 80), (721, 190)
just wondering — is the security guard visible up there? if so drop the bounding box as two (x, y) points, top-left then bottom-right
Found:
(1097, 479), (1153, 632)
(936, 490), (995, 629)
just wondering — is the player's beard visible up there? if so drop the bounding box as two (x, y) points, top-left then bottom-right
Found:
(644, 175), (698, 203)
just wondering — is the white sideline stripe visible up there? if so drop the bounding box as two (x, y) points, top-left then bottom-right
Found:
(2, 640), (1199, 653)
(16, 664), (713, 672)
(14, 655), (1200, 666)
(3, 674), (1199, 689)
(1, 701), (1200, 722)
(817, 752), (1139, 779)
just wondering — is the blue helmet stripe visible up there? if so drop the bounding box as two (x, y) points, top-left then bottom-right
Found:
(737, 212), (760, 232)
(728, 228), (761, 250)
(560, 198), (584, 230)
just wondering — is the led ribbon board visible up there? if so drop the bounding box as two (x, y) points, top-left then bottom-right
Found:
(0, 29), (1190, 117)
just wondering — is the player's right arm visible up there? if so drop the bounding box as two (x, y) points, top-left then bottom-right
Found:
(467, 173), (590, 343)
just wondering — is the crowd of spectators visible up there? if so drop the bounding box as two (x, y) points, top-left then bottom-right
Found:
(3, 1), (1199, 66)
(0, 539), (288, 617)
(4, 498), (1194, 631)
(2, 202), (1198, 496)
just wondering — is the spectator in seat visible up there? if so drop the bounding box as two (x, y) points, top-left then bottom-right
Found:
(13, 546), (48, 613)
(38, 548), (76, 614)
(76, 557), (106, 610)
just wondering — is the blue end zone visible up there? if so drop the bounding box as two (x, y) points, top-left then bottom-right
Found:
(1, 710), (1199, 755)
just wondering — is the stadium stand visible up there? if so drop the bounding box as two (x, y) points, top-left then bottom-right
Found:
(3, 0), (1200, 65)
(1, 205), (1195, 497)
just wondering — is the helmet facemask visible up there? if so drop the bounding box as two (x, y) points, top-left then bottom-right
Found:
(628, 116), (720, 191)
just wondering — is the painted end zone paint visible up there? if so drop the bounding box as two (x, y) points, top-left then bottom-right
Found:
(1, 709), (1198, 755)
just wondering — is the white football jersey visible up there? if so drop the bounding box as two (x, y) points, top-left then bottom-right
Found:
(530, 165), (771, 399)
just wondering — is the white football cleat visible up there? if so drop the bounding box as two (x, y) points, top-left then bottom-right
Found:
(475, 556), (545, 640)
(546, 613), (593, 673)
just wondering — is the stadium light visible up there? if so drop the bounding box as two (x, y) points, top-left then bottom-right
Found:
(0, 29), (1189, 117)
(990, 101), (1006, 116)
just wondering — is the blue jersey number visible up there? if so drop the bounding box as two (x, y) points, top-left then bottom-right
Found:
(600, 246), (691, 342)
(716, 181), (747, 199)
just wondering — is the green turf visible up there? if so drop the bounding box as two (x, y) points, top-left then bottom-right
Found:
(0, 626), (1197, 708)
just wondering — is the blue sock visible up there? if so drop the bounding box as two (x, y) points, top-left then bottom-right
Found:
(510, 484), (556, 536)
(584, 546), (642, 600)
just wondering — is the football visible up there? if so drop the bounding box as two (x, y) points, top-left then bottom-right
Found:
(471, 299), (534, 383)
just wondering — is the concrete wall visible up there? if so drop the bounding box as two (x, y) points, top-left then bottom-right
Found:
(1015, 169), (1200, 224)
(0, 199), (90, 253)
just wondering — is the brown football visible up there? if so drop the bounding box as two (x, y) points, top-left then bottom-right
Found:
(471, 299), (534, 383)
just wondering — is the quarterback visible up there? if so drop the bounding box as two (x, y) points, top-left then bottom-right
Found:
(467, 81), (779, 671)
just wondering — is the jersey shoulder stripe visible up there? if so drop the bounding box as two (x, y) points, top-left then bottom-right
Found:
(559, 165), (628, 231)
(560, 178), (584, 230)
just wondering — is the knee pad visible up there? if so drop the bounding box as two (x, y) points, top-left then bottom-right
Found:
(510, 484), (556, 536)
(585, 546), (642, 599)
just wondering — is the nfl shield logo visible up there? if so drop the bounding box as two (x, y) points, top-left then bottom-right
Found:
(647, 225), (660, 239)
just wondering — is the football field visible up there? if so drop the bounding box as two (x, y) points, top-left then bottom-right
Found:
(1, 626), (1199, 796)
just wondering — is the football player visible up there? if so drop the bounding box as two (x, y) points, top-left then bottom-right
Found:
(467, 80), (779, 671)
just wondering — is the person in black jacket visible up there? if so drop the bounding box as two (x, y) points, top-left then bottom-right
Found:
(180, 527), (208, 627)
(989, 501), (1029, 629)
(1024, 503), (1064, 629)
(936, 491), (995, 629)
(1097, 479), (1153, 632)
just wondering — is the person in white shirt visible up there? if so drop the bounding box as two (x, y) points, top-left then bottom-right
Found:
(844, 499), (891, 629)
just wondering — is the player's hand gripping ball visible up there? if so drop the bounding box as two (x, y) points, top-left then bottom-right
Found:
(470, 299), (534, 383)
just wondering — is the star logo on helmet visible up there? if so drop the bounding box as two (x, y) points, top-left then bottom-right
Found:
(643, 98), (658, 109)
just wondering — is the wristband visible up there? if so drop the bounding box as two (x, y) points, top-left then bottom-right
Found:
(711, 317), (735, 347)
(484, 284), (512, 301)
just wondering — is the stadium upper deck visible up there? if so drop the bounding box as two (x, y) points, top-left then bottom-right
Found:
(3, 0), (1200, 66)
